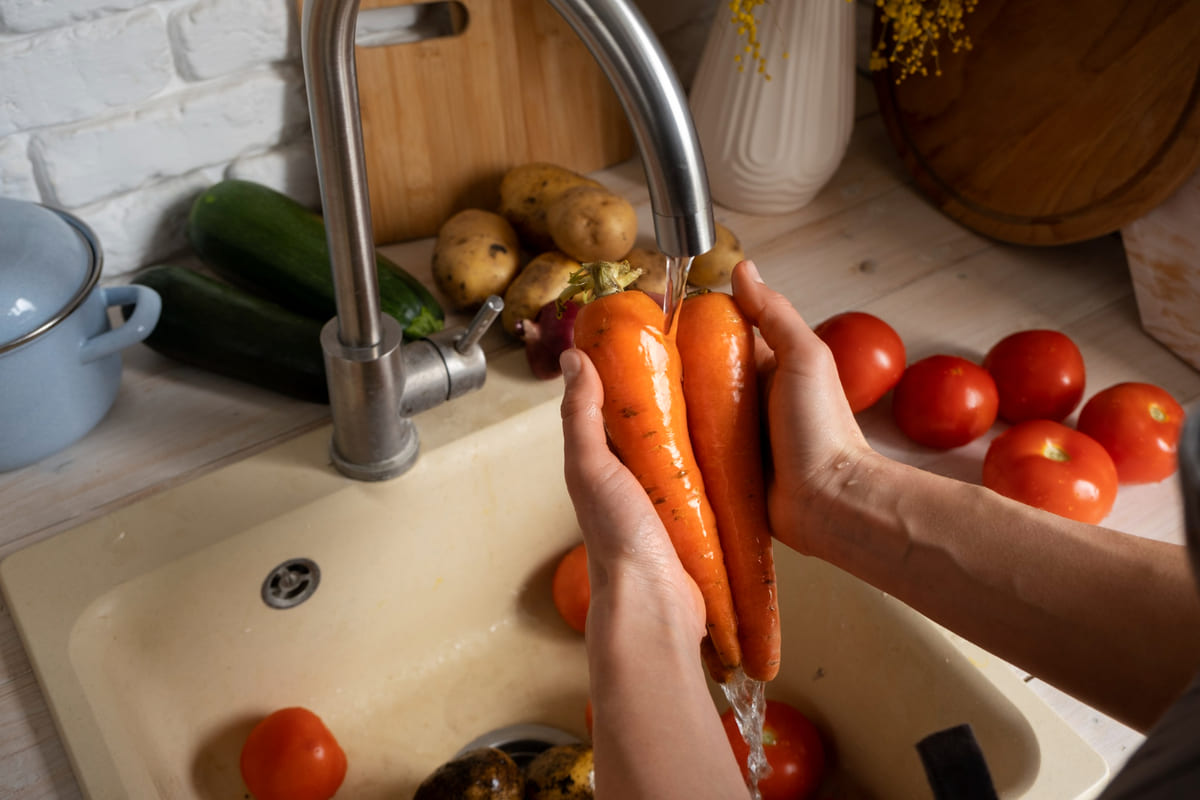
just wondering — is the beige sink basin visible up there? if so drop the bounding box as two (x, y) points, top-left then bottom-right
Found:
(2, 349), (1108, 799)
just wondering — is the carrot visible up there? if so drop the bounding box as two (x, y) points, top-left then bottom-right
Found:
(677, 291), (781, 681)
(562, 261), (743, 672)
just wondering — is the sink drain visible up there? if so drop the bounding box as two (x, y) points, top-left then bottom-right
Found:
(261, 558), (321, 609)
(456, 724), (581, 768)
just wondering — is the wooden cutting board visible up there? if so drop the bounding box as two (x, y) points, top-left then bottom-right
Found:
(348, 0), (635, 244)
(872, 0), (1200, 245)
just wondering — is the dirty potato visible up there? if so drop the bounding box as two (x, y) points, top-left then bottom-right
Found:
(501, 250), (581, 337)
(431, 209), (522, 311)
(546, 185), (637, 263)
(413, 747), (524, 800)
(498, 163), (603, 253)
(524, 743), (594, 800)
(627, 246), (667, 297)
(688, 221), (745, 288)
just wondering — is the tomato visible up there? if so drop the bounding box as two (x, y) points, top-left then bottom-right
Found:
(552, 542), (590, 633)
(1076, 382), (1186, 484)
(982, 329), (1086, 423)
(982, 419), (1118, 524)
(240, 707), (347, 800)
(722, 699), (826, 800)
(814, 311), (906, 413)
(892, 355), (999, 449)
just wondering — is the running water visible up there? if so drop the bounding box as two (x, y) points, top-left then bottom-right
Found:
(661, 254), (693, 335)
(721, 666), (771, 799)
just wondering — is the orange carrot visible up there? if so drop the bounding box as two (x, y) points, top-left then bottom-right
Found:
(677, 291), (781, 681)
(564, 262), (743, 672)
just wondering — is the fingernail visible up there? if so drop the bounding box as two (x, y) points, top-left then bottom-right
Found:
(743, 259), (764, 283)
(560, 349), (581, 383)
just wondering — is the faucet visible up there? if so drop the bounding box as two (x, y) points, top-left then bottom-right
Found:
(300, 0), (714, 482)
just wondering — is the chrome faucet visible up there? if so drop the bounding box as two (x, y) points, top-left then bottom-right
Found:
(300, 0), (714, 481)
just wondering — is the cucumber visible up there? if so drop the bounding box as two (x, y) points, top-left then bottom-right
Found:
(187, 179), (444, 340)
(129, 264), (329, 403)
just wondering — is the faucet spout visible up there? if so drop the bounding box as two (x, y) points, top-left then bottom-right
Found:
(301, 0), (712, 481)
(547, 0), (715, 258)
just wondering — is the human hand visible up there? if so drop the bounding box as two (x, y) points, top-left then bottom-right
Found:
(558, 348), (706, 642)
(730, 260), (874, 555)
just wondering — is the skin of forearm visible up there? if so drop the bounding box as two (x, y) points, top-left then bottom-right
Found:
(585, 576), (747, 800)
(804, 451), (1200, 732)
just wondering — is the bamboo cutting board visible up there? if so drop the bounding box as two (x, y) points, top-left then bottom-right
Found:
(347, 0), (635, 244)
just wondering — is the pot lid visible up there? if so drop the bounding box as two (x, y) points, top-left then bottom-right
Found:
(0, 197), (101, 350)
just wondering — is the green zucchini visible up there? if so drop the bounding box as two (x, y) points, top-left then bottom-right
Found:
(187, 179), (444, 340)
(129, 264), (329, 403)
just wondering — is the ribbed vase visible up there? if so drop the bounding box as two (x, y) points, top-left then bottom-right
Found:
(689, 0), (856, 215)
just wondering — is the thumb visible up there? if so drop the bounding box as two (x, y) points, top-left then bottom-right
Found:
(731, 260), (824, 369)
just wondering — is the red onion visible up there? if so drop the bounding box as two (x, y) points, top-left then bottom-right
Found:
(516, 299), (580, 380)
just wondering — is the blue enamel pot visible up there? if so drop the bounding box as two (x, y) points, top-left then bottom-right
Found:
(0, 197), (161, 472)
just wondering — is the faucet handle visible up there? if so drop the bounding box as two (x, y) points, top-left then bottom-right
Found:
(456, 295), (504, 354)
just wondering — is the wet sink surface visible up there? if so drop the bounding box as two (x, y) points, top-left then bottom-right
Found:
(1, 350), (1107, 798)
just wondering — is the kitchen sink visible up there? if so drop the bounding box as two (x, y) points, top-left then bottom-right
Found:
(1, 349), (1107, 799)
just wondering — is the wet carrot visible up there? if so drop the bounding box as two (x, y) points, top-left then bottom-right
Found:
(564, 262), (743, 672)
(677, 291), (781, 681)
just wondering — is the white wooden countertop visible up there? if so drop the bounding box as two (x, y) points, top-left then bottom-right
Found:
(3, 80), (1198, 797)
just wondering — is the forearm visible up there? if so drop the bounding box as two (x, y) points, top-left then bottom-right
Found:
(804, 451), (1200, 731)
(586, 578), (746, 800)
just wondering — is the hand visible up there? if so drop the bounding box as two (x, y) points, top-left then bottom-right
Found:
(730, 260), (874, 555)
(558, 348), (706, 640)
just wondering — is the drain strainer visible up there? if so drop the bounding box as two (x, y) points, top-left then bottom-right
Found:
(261, 558), (321, 609)
(456, 724), (581, 768)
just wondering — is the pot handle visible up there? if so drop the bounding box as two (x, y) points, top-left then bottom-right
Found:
(80, 284), (162, 364)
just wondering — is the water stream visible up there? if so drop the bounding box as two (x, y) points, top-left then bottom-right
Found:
(721, 666), (771, 798)
(662, 254), (693, 335)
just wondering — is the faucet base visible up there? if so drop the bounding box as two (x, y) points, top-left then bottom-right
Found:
(329, 427), (419, 482)
(321, 316), (420, 481)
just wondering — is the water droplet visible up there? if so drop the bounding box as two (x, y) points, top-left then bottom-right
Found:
(835, 461), (851, 470)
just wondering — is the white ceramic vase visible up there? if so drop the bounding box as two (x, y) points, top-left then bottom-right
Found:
(689, 0), (857, 215)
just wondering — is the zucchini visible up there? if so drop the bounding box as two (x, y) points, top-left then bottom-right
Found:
(129, 264), (329, 403)
(187, 179), (444, 339)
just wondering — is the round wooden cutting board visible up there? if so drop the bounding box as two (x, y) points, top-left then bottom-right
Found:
(872, 0), (1200, 245)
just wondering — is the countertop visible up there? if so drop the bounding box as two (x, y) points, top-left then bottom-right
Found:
(3, 79), (1199, 798)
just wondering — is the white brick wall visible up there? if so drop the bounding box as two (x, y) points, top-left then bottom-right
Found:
(0, 0), (710, 278)
(0, 0), (311, 277)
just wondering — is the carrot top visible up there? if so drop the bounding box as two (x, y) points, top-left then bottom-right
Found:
(557, 260), (644, 309)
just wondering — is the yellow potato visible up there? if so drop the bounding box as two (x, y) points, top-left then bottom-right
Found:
(547, 185), (638, 263)
(501, 250), (582, 337)
(688, 221), (745, 288)
(627, 246), (667, 296)
(498, 163), (602, 253)
(431, 209), (522, 310)
(524, 744), (594, 800)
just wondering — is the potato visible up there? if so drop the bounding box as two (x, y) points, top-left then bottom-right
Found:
(688, 221), (745, 288)
(413, 747), (524, 800)
(498, 163), (603, 253)
(627, 246), (667, 296)
(546, 185), (638, 263)
(431, 209), (522, 311)
(524, 744), (594, 800)
(501, 250), (581, 337)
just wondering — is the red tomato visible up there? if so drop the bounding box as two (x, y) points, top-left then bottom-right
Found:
(982, 329), (1086, 423)
(1076, 382), (1186, 484)
(552, 542), (590, 633)
(814, 311), (906, 413)
(240, 707), (347, 800)
(982, 419), (1118, 523)
(721, 699), (826, 800)
(892, 355), (999, 449)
